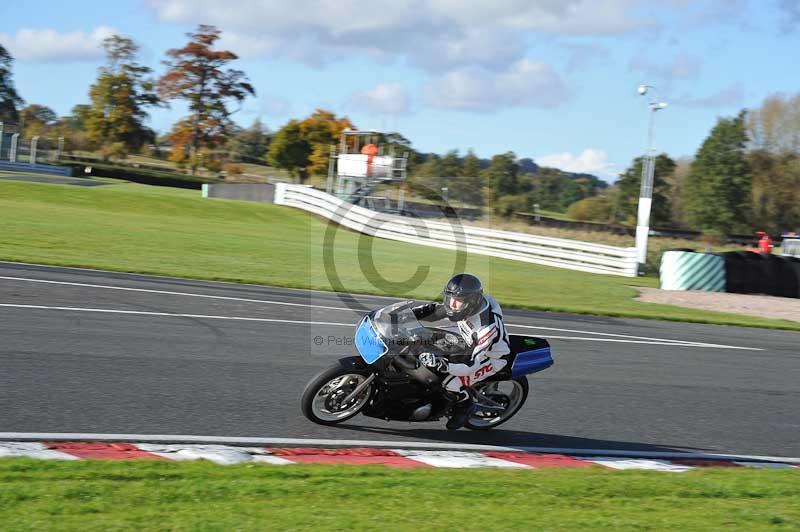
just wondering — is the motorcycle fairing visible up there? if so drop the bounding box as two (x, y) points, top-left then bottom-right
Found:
(508, 335), (554, 378)
(355, 316), (388, 363)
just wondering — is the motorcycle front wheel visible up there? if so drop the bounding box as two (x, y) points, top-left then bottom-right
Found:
(466, 376), (529, 430)
(301, 364), (374, 425)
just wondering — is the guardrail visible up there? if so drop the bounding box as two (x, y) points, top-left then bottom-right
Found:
(275, 183), (638, 277)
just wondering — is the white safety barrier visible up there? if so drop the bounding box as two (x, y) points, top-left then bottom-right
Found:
(275, 183), (638, 277)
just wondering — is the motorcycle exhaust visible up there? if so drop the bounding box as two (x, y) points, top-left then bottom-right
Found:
(411, 403), (432, 421)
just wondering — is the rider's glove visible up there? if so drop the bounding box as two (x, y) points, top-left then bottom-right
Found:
(419, 352), (448, 372)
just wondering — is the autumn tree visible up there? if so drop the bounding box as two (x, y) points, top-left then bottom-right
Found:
(86, 35), (160, 158)
(298, 109), (354, 175)
(615, 154), (675, 227)
(666, 157), (692, 228)
(19, 104), (57, 137)
(267, 110), (353, 182)
(746, 93), (800, 233)
(52, 104), (93, 152)
(0, 44), (23, 124)
(158, 25), (255, 170)
(684, 111), (751, 236)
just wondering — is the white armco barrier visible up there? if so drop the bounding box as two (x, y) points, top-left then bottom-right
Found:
(274, 183), (638, 277)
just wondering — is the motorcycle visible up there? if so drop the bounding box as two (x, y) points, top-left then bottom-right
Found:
(301, 301), (553, 430)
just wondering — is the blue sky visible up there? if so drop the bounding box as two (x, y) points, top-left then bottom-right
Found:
(1, 0), (798, 180)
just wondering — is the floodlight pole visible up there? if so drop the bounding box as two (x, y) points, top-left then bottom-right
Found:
(635, 84), (667, 275)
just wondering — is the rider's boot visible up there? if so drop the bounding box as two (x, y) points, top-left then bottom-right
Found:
(446, 396), (475, 430)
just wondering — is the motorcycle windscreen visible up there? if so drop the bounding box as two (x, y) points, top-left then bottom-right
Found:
(355, 317), (388, 364)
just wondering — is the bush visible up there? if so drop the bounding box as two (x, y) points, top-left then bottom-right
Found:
(566, 196), (614, 222)
(493, 194), (530, 217)
(224, 163), (244, 177)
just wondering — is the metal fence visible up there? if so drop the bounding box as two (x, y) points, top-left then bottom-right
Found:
(0, 122), (64, 165)
(274, 183), (638, 277)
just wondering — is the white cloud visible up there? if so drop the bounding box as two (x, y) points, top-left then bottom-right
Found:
(779, 0), (800, 33)
(563, 43), (612, 73)
(147, 0), (649, 69)
(349, 83), (410, 115)
(536, 148), (616, 178)
(0, 26), (116, 62)
(673, 84), (745, 108)
(629, 52), (703, 82)
(422, 59), (571, 112)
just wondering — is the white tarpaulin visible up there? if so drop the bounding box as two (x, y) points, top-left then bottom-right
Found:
(338, 154), (393, 178)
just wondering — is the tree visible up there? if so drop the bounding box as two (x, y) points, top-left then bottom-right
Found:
(409, 155), (445, 200)
(483, 152), (519, 196)
(86, 35), (160, 158)
(227, 118), (270, 162)
(456, 149), (485, 206)
(566, 194), (616, 222)
(746, 93), (800, 233)
(52, 104), (92, 152)
(684, 111), (751, 236)
(748, 149), (800, 234)
(665, 157), (691, 228)
(746, 92), (800, 154)
(517, 157), (539, 173)
(19, 104), (57, 137)
(615, 154), (675, 227)
(267, 120), (311, 182)
(298, 109), (353, 176)
(461, 149), (482, 178)
(439, 150), (462, 177)
(158, 25), (255, 168)
(0, 44), (23, 124)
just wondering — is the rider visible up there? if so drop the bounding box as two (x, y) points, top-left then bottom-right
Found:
(412, 273), (510, 430)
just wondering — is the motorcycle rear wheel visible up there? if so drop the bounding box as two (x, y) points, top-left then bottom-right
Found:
(465, 376), (529, 430)
(301, 364), (374, 425)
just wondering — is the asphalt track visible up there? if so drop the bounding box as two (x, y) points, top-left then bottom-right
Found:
(0, 262), (798, 457)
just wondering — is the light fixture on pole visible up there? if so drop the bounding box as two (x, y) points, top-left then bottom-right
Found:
(635, 84), (668, 274)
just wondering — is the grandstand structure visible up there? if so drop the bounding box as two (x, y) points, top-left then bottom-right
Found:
(326, 129), (409, 212)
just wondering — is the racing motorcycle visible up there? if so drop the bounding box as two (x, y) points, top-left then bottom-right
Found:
(301, 301), (553, 430)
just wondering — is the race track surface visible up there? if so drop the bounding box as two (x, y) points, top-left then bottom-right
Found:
(1, 262), (798, 456)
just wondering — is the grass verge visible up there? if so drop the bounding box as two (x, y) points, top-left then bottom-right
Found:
(0, 179), (798, 330)
(0, 458), (798, 530)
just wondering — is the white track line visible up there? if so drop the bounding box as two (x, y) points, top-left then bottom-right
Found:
(0, 261), (403, 300)
(0, 275), (760, 350)
(504, 323), (762, 351)
(0, 275), (354, 312)
(0, 304), (352, 327)
(0, 433), (797, 464)
(0, 303), (751, 349)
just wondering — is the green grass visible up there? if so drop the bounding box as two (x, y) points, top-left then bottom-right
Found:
(0, 179), (798, 330)
(0, 459), (797, 531)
